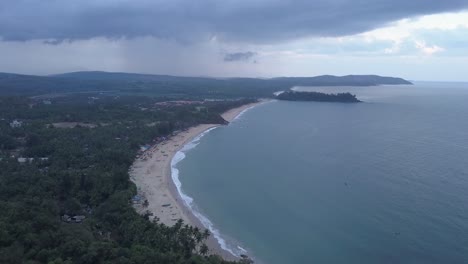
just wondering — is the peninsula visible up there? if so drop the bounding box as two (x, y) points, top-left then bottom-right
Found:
(276, 91), (361, 103)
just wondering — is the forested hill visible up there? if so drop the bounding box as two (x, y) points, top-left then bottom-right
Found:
(52, 72), (411, 86)
(0, 71), (412, 97)
(270, 74), (412, 86)
(277, 91), (361, 103)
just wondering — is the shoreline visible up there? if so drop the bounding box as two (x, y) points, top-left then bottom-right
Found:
(130, 100), (268, 259)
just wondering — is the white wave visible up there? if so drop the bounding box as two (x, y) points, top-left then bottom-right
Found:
(170, 126), (247, 258)
(232, 100), (273, 123)
(237, 245), (248, 253)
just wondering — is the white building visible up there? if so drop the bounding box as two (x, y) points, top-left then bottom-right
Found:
(10, 120), (23, 128)
(18, 157), (34, 163)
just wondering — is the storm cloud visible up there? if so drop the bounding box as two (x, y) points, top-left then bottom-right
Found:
(1, 0), (468, 43)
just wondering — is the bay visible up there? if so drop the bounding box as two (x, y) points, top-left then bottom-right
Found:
(177, 82), (468, 264)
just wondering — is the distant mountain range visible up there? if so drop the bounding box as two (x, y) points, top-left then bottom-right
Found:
(53, 71), (412, 86)
(0, 71), (412, 97)
(270, 74), (412, 86)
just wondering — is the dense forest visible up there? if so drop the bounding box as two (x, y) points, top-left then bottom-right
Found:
(0, 71), (412, 98)
(0, 94), (255, 264)
(276, 91), (361, 103)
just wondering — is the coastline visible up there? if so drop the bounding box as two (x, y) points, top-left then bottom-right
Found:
(130, 100), (267, 259)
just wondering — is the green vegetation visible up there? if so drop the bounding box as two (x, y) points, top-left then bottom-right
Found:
(0, 72), (412, 98)
(0, 95), (255, 264)
(276, 91), (361, 103)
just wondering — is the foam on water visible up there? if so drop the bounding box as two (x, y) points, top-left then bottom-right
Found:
(170, 126), (247, 258)
(233, 100), (273, 122)
(231, 106), (254, 122)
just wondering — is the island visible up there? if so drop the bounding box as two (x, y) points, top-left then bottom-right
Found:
(276, 91), (361, 103)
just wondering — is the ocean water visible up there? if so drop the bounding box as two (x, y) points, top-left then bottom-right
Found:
(174, 82), (468, 264)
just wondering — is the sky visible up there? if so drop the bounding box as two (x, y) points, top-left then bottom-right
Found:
(1, 0), (468, 81)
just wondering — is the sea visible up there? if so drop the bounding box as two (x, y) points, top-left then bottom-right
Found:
(172, 82), (468, 264)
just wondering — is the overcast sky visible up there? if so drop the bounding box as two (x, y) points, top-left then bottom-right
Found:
(1, 0), (468, 81)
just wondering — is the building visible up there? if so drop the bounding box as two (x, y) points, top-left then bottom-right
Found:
(18, 157), (34, 163)
(72, 215), (86, 223)
(132, 195), (142, 204)
(61, 214), (86, 223)
(17, 157), (48, 163)
(10, 120), (23, 128)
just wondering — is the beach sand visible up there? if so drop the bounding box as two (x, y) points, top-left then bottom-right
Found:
(130, 100), (266, 259)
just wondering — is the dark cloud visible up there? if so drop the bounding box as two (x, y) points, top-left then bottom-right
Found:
(224, 51), (257, 62)
(1, 0), (467, 43)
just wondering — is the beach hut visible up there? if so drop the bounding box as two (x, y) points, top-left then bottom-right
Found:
(61, 214), (71, 222)
(140, 145), (151, 152)
(132, 195), (142, 204)
(72, 215), (86, 223)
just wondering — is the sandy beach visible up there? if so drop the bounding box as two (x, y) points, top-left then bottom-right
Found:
(129, 100), (266, 258)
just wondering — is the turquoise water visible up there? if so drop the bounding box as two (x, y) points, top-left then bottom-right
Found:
(176, 82), (468, 264)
